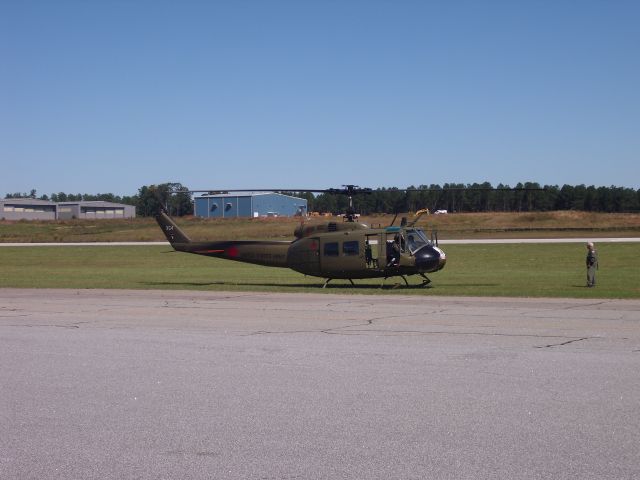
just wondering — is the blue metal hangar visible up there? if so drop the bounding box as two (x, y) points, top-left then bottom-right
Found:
(194, 192), (307, 219)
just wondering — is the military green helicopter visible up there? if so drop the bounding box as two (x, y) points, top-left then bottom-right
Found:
(155, 185), (446, 287)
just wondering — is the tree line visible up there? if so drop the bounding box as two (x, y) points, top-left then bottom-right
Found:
(5, 190), (138, 205)
(287, 182), (640, 215)
(4, 183), (193, 217)
(5, 182), (640, 216)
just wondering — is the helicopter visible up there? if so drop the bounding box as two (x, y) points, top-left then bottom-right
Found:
(155, 185), (446, 287)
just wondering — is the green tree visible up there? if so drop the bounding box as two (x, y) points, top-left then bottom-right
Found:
(136, 183), (193, 217)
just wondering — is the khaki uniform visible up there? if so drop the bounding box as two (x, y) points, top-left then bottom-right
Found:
(586, 245), (598, 287)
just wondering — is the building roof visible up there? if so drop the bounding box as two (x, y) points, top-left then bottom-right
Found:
(57, 201), (133, 208)
(197, 192), (306, 200)
(0, 198), (56, 205)
(1, 199), (134, 208)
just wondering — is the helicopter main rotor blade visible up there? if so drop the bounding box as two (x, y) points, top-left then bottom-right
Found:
(189, 187), (374, 194)
(188, 186), (546, 195)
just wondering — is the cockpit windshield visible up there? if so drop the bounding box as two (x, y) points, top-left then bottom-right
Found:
(404, 228), (432, 253)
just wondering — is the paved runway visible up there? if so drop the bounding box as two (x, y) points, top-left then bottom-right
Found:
(1, 289), (639, 479)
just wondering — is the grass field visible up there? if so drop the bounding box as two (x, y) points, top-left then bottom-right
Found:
(1, 243), (638, 298)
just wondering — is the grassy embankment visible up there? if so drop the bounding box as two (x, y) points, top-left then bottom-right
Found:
(1, 211), (640, 243)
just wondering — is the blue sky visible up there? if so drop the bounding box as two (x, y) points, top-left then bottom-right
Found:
(2, 1), (639, 197)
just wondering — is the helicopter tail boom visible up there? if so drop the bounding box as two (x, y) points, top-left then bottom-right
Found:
(155, 209), (292, 267)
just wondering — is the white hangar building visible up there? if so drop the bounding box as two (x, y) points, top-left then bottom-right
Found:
(0, 199), (135, 220)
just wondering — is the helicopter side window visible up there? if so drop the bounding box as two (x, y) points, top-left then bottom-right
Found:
(323, 242), (339, 257)
(343, 241), (359, 256)
(406, 234), (418, 252)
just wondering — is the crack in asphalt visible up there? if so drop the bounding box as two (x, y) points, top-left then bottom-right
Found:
(6, 323), (80, 329)
(4, 320), (95, 329)
(562, 301), (611, 310)
(240, 318), (371, 336)
(243, 316), (597, 343)
(534, 337), (593, 348)
(322, 329), (595, 341)
(321, 318), (375, 334)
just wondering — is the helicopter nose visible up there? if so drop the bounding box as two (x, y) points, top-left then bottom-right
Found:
(414, 245), (447, 272)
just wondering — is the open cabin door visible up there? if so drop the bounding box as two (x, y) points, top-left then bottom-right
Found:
(383, 228), (409, 269)
(365, 233), (383, 270)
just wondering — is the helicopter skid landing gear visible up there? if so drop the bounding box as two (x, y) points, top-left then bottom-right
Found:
(420, 273), (432, 287)
(381, 275), (409, 288)
(323, 278), (355, 288)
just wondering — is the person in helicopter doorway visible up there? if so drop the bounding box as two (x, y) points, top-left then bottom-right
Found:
(586, 242), (598, 287)
(386, 235), (402, 268)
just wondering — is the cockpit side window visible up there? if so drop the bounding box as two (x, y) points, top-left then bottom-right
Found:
(404, 229), (431, 253)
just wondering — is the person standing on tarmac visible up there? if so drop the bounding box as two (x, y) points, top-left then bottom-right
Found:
(586, 242), (598, 287)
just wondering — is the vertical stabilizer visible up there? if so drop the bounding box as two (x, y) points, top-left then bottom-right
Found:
(155, 210), (192, 245)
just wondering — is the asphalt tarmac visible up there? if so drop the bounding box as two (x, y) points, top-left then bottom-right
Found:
(1, 289), (639, 479)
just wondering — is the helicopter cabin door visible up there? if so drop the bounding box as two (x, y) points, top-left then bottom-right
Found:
(364, 234), (381, 270)
(384, 227), (405, 268)
(319, 236), (366, 278)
